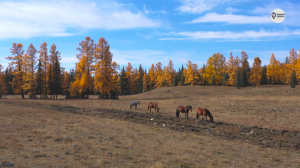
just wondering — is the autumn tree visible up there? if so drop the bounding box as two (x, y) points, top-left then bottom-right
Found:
(0, 64), (7, 98)
(148, 64), (155, 90)
(206, 53), (226, 85)
(38, 42), (49, 98)
(23, 44), (37, 98)
(249, 57), (262, 86)
(6, 43), (25, 98)
(94, 37), (118, 99)
(63, 71), (70, 96)
(155, 62), (163, 88)
(185, 60), (199, 85)
(76, 36), (95, 98)
(266, 54), (278, 84)
(142, 70), (149, 91)
(226, 52), (240, 86)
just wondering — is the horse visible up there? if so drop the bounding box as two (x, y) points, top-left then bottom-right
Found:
(176, 105), (192, 118)
(195, 107), (214, 123)
(147, 102), (159, 114)
(130, 101), (140, 110)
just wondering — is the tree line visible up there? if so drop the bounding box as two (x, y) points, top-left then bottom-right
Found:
(0, 36), (299, 99)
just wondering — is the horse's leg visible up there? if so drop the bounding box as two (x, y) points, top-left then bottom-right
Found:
(206, 115), (207, 122)
(187, 112), (189, 119)
(130, 105), (132, 110)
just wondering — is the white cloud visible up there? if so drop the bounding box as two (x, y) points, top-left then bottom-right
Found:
(225, 7), (239, 14)
(143, 5), (168, 15)
(189, 13), (271, 24)
(160, 29), (300, 41)
(0, 0), (161, 39)
(177, 0), (228, 13)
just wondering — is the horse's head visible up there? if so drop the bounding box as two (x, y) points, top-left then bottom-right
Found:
(210, 116), (214, 122)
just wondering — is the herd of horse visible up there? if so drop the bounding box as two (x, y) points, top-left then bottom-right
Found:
(130, 101), (214, 123)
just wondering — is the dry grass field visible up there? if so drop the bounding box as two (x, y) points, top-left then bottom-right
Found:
(1, 85), (300, 167)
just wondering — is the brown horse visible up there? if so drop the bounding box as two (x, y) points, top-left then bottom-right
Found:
(176, 105), (192, 118)
(147, 102), (159, 114)
(195, 108), (214, 123)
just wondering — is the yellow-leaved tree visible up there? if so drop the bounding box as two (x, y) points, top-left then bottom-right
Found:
(142, 72), (148, 92)
(23, 43), (37, 98)
(266, 54), (278, 84)
(206, 53), (226, 85)
(155, 62), (163, 88)
(148, 64), (156, 89)
(6, 43), (25, 99)
(249, 57), (262, 86)
(0, 64), (7, 98)
(94, 37), (114, 99)
(76, 36), (95, 98)
(185, 60), (199, 85)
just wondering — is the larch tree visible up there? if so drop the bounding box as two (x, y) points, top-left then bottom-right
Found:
(148, 64), (156, 89)
(125, 63), (134, 94)
(249, 57), (262, 86)
(24, 44), (37, 98)
(185, 60), (198, 85)
(63, 71), (70, 96)
(38, 42), (49, 98)
(76, 36), (95, 98)
(155, 62), (164, 88)
(266, 54), (278, 84)
(206, 53), (226, 85)
(0, 64), (7, 98)
(240, 51), (250, 86)
(110, 61), (120, 99)
(6, 43), (25, 99)
(142, 72), (148, 92)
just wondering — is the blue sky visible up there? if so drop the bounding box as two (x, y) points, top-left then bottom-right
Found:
(0, 0), (299, 72)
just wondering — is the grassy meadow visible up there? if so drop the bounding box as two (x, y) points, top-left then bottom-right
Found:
(1, 85), (300, 167)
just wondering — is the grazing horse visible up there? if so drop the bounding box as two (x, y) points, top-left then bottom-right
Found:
(176, 105), (192, 118)
(147, 102), (159, 114)
(130, 101), (140, 110)
(195, 108), (213, 123)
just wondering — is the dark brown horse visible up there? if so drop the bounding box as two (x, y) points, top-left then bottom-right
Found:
(195, 107), (214, 123)
(147, 102), (159, 114)
(176, 105), (192, 118)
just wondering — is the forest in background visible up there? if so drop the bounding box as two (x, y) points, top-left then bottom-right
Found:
(0, 36), (299, 99)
